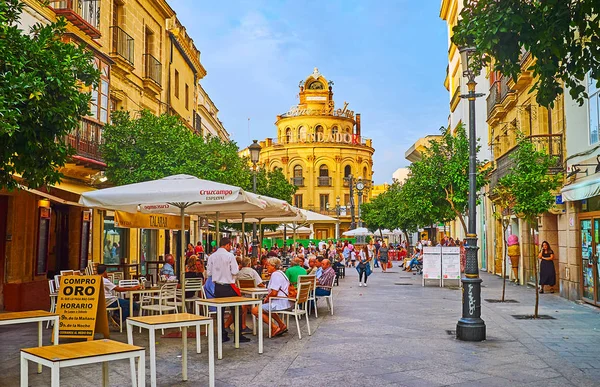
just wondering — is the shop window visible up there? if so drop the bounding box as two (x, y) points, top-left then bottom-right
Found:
(35, 204), (51, 276)
(140, 229), (157, 275)
(103, 215), (127, 264)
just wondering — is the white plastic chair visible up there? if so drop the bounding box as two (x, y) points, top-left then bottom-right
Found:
(47, 280), (58, 328)
(315, 274), (336, 316)
(53, 275), (62, 292)
(175, 278), (204, 311)
(298, 274), (317, 317)
(140, 282), (178, 334)
(268, 280), (312, 339)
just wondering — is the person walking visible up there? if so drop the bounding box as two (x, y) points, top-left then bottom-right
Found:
(207, 237), (251, 343)
(378, 242), (390, 273)
(538, 241), (556, 294)
(357, 245), (372, 287)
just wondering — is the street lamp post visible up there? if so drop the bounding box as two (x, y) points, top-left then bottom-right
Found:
(249, 140), (262, 258)
(456, 46), (486, 342)
(356, 177), (365, 228)
(346, 174), (356, 229)
(335, 196), (341, 239)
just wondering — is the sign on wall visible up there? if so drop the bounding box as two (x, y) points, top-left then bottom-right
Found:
(115, 211), (190, 230)
(55, 275), (109, 340)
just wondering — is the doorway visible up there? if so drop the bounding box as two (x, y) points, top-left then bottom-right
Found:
(52, 204), (70, 273)
(580, 217), (600, 305)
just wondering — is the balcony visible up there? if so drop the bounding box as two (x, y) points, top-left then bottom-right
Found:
(490, 134), (563, 192)
(110, 26), (134, 71)
(51, 0), (101, 39)
(290, 177), (305, 187)
(318, 176), (332, 187)
(66, 118), (105, 167)
(143, 53), (162, 95)
(486, 81), (501, 120)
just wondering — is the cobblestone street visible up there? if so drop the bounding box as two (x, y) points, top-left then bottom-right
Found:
(2, 268), (600, 386)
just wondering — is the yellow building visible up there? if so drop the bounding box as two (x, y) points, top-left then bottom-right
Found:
(485, 52), (564, 287)
(257, 68), (375, 239)
(0, 0), (212, 311)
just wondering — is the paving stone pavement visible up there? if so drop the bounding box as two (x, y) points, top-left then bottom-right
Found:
(2, 266), (600, 386)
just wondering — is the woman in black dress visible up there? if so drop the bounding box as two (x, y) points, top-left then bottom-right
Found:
(538, 241), (556, 293)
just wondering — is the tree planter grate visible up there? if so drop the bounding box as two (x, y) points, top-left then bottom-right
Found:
(394, 283), (413, 286)
(485, 299), (519, 303)
(511, 314), (556, 320)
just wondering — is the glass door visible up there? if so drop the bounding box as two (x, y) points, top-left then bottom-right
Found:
(581, 219), (595, 302)
(595, 219), (600, 304)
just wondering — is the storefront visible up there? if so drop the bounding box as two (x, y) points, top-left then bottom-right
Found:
(575, 197), (600, 306)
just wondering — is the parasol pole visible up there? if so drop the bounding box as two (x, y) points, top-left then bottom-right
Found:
(180, 205), (187, 313)
(241, 213), (246, 258)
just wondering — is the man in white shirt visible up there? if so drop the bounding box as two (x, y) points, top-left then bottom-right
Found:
(207, 237), (250, 343)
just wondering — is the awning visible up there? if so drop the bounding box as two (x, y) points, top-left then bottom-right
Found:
(561, 174), (600, 201)
(18, 185), (83, 207)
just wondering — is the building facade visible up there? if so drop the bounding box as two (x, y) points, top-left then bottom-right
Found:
(0, 0), (221, 311)
(257, 69), (375, 239)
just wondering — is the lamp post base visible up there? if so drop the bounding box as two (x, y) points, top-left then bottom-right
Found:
(456, 277), (486, 342)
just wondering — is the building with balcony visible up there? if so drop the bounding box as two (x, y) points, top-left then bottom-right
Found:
(0, 0), (220, 311)
(197, 84), (230, 141)
(484, 49), (564, 290)
(254, 68), (375, 240)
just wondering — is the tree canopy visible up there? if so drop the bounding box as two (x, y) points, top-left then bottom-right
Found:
(0, 0), (99, 189)
(102, 110), (296, 203)
(453, 0), (600, 107)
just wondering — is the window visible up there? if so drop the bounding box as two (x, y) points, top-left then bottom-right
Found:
(185, 84), (189, 110)
(285, 128), (291, 143)
(344, 165), (352, 178)
(35, 206), (51, 275)
(294, 194), (303, 208)
(319, 194), (329, 211)
(344, 194), (350, 206)
(174, 70), (180, 98)
(103, 216), (127, 264)
(298, 126), (306, 142)
(315, 125), (324, 140)
(319, 165), (329, 177)
(590, 74), (599, 145)
(294, 165), (303, 178)
(90, 58), (110, 124)
(363, 166), (367, 178)
(331, 126), (339, 136)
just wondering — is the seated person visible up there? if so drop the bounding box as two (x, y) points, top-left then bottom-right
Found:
(284, 257), (307, 286)
(251, 257), (289, 337)
(98, 264), (140, 320)
(405, 248), (422, 272)
(315, 259), (335, 297)
(305, 255), (318, 275)
(160, 254), (176, 279)
(315, 256), (325, 279)
(224, 258), (264, 334)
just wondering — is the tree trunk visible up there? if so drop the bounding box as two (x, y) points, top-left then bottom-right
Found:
(444, 188), (468, 235)
(501, 219), (509, 302)
(403, 230), (410, 247)
(531, 223), (540, 318)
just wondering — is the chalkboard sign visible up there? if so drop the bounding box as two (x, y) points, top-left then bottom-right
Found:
(35, 208), (51, 275)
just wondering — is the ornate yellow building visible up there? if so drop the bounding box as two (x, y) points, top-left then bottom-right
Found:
(258, 69), (375, 239)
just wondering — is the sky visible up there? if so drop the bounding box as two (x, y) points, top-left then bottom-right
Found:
(171, 0), (449, 185)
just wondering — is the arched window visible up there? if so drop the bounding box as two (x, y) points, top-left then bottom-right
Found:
(319, 164), (329, 177)
(315, 125), (324, 140)
(285, 128), (291, 143)
(292, 165), (304, 187)
(298, 126), (307, 142)
(344, 165), (352, 178)
(294, 165), (303, 177)
(363, 166), (367, 178)
(331, 126), (339, 139)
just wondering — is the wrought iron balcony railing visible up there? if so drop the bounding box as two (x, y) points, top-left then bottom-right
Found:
(66, 117), (104, 163)
(143, 54), (162, 86)
(486, 81), (501, 119)
(290, 177), (305, 187)
(51, 0), (100, 39)
(317, 176), (332, 187)
(110, 26), (134, 66)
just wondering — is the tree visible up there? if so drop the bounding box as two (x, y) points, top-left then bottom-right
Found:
(407, 124), (488, 236)
(254, 168), (296, 203)
(452, 0), (600, 107)
(0, 0), (99, 189)
(102, 110), (251, 188)
(500, 134), (562, 317)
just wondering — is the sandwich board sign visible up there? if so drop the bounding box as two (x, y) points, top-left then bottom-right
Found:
(55, 275), (109, 340)
(422, 246), (442, 286)
(442, 246), (461, 287)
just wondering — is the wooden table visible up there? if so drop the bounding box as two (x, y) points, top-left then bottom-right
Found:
(126, 313), (214, 387)
(195, 297), (263, 360)
(240, 287), (269, 336)
(0, 310), (59, 374)
(20, 339), (145, 387)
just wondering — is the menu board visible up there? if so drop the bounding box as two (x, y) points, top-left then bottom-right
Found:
(422, 246), (442, 280)
(442, 246), (461, 281)
(56, 275), (109, 340)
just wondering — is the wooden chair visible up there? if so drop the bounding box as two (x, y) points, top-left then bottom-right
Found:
(237, 279), (256, 289)
(268, 280), (312, 339)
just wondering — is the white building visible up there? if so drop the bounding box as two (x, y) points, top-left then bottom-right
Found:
(197, 84), (230, 141)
